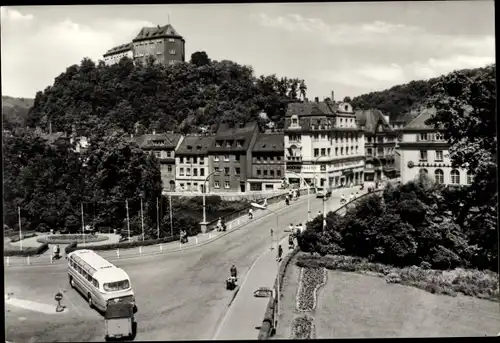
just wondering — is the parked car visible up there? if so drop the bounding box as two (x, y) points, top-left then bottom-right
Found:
(315, 188), (332, 198)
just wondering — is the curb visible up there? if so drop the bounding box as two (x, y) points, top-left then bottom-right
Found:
(4, 196), (312, 268)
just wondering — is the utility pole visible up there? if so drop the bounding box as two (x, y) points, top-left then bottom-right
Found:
(156, 197), (160, 240)
(81, 203), (85, 245)
(18, 207), (22, 251)
(126, 199), (130, 242)
(169, 194), (173, 238)
(140, 197), (145, 241)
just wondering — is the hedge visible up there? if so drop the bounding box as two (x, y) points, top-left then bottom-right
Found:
(65, 241), (78, 255)
(37, 234), (109, 244)
(257, 246), (301, 340)
(9, 232), (38, 242)
(65, 235), (180, 254)
(4, 243), (49, 257)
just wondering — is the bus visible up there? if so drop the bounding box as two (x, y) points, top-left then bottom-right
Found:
(67, 249), (135, 312)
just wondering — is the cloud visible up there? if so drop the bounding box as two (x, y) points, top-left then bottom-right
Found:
(1, 7), (34, 22)
(1, 9), (154, 97)
(411, 54), (496, 80)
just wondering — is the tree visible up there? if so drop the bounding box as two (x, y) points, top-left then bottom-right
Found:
(190, 51), (211, 66)
(343, 96), (352, 103)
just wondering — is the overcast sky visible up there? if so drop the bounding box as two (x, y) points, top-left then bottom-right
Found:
(1, 2), (495, 100)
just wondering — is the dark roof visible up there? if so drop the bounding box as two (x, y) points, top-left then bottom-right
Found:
(105, 303), (134, 319)
(208, 122), (259, 152)
(103, 43), (132, 56)
(392, 112), (417, 124)
(135, 133), (182, 149)
(285, 101), (337, 118)
(252, 132), (284, 152)
(176, 134), (214, 155)
(354, 109), (394, 134)
(133, 24), (183, 42)
(403, 107), (438, 131)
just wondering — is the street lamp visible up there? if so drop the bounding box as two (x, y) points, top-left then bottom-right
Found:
(288, 171), (312, 222)
(250, 202), (281, 326)
(200, 170), (219, 233)
(313, 156), (328, 230)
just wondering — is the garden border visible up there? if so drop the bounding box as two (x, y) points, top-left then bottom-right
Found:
(36, 234), (109, 244)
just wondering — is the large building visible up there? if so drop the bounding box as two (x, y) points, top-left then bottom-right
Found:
(174, 134), (214, 193)
(355, 109), (398, 182)
(284, 97), (365, 189)
(102, 24), (185, 66)
(399, 108), (473, 186)
(248, 131), (285, 192)
(135, 131), (183, 192)
(207, 122), (260, 193)
(390, 111), (418, 176)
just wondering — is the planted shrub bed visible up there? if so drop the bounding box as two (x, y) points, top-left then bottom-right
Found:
(9, 232), (38, 242)
(296, 254), (499, 301)
(296, 267), (327, 312)
(37, 234), (108, 244)
(291, 315), (315, 339)
(65, 235), (180, 254)
(4, 243), (49, 257)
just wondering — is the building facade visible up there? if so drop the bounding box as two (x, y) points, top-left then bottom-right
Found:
(355, 109), (398, 182)
(390, 112), (417, 176)
(103, 43), (133, 66)
(248, 131), (285, 192)
(132, 24), (185, 66)
(135, 132), (183, 192)
(284, 97), (365, 189)
(174, 134), (214, 193)
(207, 122), (260, 193)
(399, 108), (472, 186)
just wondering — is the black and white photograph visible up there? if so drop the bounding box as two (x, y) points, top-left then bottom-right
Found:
(2, 1), (498, 341)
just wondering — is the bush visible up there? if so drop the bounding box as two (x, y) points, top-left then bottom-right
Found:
(4, 243), (49, 257)
(9, 232), (37, 242)
(65, 235), (180, 254)
(291, 315), (314, 339)
(37, 234), (108, 244)
(65, 241), (78, 254)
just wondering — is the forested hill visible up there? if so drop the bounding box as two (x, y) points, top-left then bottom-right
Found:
(25, 52), (307, 137)
(2, 96), (34, 130)
(350, 65), (492, 120)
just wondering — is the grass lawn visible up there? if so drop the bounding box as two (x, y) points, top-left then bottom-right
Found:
(275, 256), (500, 339)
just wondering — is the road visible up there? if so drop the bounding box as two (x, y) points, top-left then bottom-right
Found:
(5, 187), (361, 342)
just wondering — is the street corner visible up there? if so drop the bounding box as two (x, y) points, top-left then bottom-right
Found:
(5, 296), (71, 316)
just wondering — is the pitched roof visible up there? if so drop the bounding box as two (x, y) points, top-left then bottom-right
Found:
(132, 24), (183, 42)
(392, 112), (417, 124)
(208, 122), (259, 152)
(403, 107), (438, 131)
(103, 43), (133, 56)
(176, 134), (214, 155)
(252, 132), (284, 152)
(285, 101), (337, 117)
(354, 109), (394, 134)
(135, 132), (182, 149)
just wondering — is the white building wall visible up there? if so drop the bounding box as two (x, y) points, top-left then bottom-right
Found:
(175, 156), (209, 192)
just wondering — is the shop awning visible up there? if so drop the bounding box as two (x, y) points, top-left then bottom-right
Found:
(342, 169), (354, 176)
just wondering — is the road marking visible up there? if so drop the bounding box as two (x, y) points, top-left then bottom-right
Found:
(5, 296), (64, 315)
(212, 234), (289, 340)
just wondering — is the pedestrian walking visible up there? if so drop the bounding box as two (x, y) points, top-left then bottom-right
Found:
(248, 208), (253, 220)
(277, 244), (283, 261)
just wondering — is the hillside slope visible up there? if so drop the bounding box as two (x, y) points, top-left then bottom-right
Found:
(2, 96), (34, 130)
(350, 65), (492, 120)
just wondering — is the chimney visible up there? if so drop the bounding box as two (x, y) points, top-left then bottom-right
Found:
(331, 91), (334, 102)
(314, 97), (319, 103)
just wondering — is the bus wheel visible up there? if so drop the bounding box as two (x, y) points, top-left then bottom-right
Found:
(88, 293), (94, 308)
(69, 276), (75, 289)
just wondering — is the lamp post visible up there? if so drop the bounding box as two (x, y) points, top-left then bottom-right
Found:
(251, 202), (280, 323)
(200, 170), (219, 233)
(140, 191), (145, 242)
(313, 156), (328, 230)
(288, 171), (312, 222)
(18, 207), (22, 251)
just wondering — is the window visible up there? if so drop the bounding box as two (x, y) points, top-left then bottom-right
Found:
(214, 155), (220, 162)
(235, 154), (240, 161)
(451, 169), (460, 184)
(224, 181), (230, 189)
(186, 157), (191, 164)
(154, 151), (161, 158)
(367, 137), (372, 143)
(270, 170), (275, 177)
(250, 183), (262, 191)
(103, 280), (130, 292)
(224, 155), (230, 161)
(257, 170), (262, 176)
(169, 49), (176, 55)
(200, 169), (205, 177)
(169, 38), (175, 42)
(335, 147), (338, 156)
(180, 157), (184, 164)
(321, 148), (326, 156)
(215, 141), (222, 148)
(263, 170), (268, 176)
(179, 168), (184, 176)
(166, 151), (171, 158)
(193, 157), (197, 164)
(466, 171), (473, 184)
(434, 169), (444, 184)
(215, 167), (220, 172)
(276, 156), (281, 161)
(314, 148), (319, 157)
(340, 147), (344, 155)
(346, 147), (349, 155)
(186, 168), (191, 176)
(193, 168), (198, 176)
(355, 146), (359, 154)
(167, 165), (172, 173)
(419, 133), (428, 141)
(237, 140), (244, 147)
(200, 158), (204, 165)
(224, 167), (230, 175)
(214, 181), (220, 189)
(327, 148), (331, 156)
(435, 150), (443, 162)
(235, 167), (240, 175)
(419, 150), (428, 161)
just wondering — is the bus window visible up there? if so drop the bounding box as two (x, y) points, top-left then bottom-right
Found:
(103, 280), (130, 292)
(92, 279), (99, 288)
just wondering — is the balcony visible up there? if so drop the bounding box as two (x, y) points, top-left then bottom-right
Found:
(286, 156), (302, 162)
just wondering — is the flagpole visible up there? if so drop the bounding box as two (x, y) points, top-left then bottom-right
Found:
(81, 203), (85, 245)
(169, 194), (173, 238)
(156, 197), (160, 240)
(18, 207), (22, 251)
(126, 199), (131, 242)
(140, 198), (145, 241)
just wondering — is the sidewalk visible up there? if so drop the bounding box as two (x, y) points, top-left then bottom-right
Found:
(3, 196), (299, 267)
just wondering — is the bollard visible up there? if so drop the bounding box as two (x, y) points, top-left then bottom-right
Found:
(117, 249), (120, 258)
(209, 233), (212, 239)
(195, 237), (198, 245)
(6, 257), (10, 267)
(27, 256), (30, 265)
(50, 254), (53, 264)
(160, 244), (163, 252)
(179, 242), (182, 250)
(229, 222), (232, 230)
(237, 218), (240, 225)
(139, 246), (142, 255)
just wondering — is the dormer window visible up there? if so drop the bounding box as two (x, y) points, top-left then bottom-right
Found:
(187, 145), (192, 151)
(196, 145), (202, 151)
(236, 140), (244, 148)
(225, 141), (233, 148)
(345, 105), (348, 111)
(290, 115), (299, 128)
(215, 140), (222, 148)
